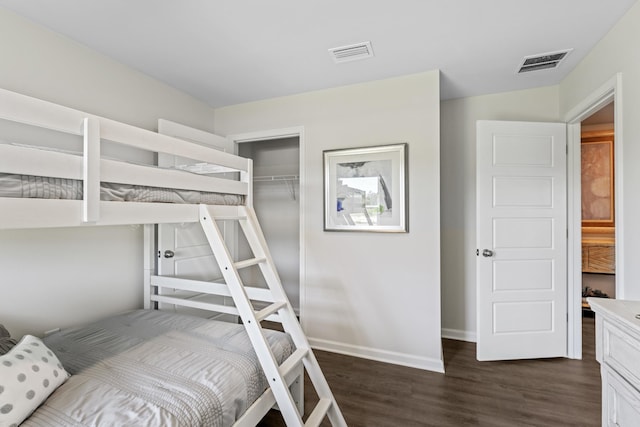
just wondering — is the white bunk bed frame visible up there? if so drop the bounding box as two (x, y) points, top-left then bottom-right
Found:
(0, 87), (346, 427)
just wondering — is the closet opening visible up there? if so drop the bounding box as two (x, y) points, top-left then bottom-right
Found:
(238, 137), (301, 314)
(580, 101), (616, 319)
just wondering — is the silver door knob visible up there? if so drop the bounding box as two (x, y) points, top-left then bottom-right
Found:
(163, 250), (175, 258)
(482, 249), (494, 257)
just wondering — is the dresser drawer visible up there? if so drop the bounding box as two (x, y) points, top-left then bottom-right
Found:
(603, 365), (640, 426)
(603, 319), (640, 391)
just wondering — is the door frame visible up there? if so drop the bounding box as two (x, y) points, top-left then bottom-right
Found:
(564, 73), (624, 359)
(227, 126), (306, 318)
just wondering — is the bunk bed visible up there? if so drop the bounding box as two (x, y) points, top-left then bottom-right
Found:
(0, 88), (346, 427)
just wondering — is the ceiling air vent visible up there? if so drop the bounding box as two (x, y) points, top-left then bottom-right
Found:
(518, 49), (572, 73)
(329, 41), (374, 63)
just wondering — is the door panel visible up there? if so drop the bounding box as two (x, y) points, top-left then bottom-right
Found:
(493, 301), (553, 333)
(477, 120), (567, 361)
(493, 177), (554, 207)
(157, 120), (235, 317)
(493, 217), (554, 248)
(493, 135), (554, 166)
(172, 222), (220, 279)
(493, 259), (553, 291)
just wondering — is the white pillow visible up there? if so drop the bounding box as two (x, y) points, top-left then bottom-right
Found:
(0, 335), (70, 426)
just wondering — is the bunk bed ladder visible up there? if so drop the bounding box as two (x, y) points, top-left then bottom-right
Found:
(199, 204), (347, 427)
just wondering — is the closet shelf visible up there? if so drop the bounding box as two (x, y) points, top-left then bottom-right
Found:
(253, 175), (299, 200)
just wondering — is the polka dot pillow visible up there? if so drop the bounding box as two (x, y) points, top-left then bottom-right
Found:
(0, 335), (70, 426)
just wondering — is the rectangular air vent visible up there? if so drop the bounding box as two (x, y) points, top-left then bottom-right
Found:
(518, 49), (572, 73)
(329, 41), (374, 63)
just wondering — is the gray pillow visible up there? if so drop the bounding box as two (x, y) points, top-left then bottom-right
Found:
(0, 324), (17, 355)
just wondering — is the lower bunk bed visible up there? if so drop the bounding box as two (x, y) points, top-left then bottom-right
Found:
(1, 309), (295, 427)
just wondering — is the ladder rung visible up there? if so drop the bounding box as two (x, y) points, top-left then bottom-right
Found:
(234, 257), (266, 270)
(305, 398), (332, 427)
(255, 301), (287, 322)
(279, 347), (308, 378)
(202, 205), (247, 221)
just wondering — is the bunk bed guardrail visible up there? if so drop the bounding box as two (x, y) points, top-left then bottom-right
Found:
(0, 87), (251, 229)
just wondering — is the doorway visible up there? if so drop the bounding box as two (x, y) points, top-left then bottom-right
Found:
(237, 135), (302, 314)
(580, 102), (616, 317)
(565, 73), (623, 360)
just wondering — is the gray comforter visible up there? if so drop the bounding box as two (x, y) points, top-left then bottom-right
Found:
(0, 173), (244, 205)
(21, 310), (294, 427)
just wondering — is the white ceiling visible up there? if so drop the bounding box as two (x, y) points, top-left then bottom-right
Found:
(0, 0), (636, 108)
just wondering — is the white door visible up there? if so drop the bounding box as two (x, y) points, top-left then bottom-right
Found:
(157, 120), (235, 316)
(476, 120), (567, 361)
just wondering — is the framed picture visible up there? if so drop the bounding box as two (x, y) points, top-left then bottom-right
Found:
(323, 143), (408, 232)
(581, 132), (614, 227)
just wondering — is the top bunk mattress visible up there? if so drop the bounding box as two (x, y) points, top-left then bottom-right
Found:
(0, 173), (244, 205)
(22, 309), (294, 427)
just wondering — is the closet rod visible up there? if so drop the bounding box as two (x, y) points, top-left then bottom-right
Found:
(253, 175), (298, 200)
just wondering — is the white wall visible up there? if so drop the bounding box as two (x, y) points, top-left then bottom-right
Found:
(0, 8), (216, 337)
(559, 0), (640, 301)
(215, 71), (443, 372)
(440, 86), (560, 340)
(0, 9), (215, 132)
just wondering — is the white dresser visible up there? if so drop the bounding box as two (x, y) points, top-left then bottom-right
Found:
(588, 298), (640, 426)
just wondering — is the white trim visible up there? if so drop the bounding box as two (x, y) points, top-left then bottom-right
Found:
(82, 117), (100, 222)
(228, 127), (306, 322)
(566, 122), (583, 360)
(228, 127), (304, 143)
(143, 224), (154, 310)
(563, 74), (621, 122)
(309, 337), (445, 373)
(563, 72), (623, 360)
(613, 87), (624, 300)
(441, 328), (477, 343)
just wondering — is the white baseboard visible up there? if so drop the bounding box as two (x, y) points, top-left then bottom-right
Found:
(441, 328), (476, 342)
(308, 337), (445, 373)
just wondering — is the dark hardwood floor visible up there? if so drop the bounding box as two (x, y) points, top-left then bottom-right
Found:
(259, 317), (601, 427)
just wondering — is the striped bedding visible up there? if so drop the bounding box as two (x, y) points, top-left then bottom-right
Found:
(0, 173), (244, 205)
(21, 310), (294, 427)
